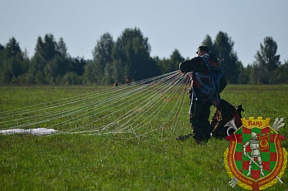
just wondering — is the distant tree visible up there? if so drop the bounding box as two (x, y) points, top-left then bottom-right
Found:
(157, 58), (172, 74)
(29, 34), (73, 84)
(0, 44), (4, 81)
(93, 33), (114, 68)
(270, 60), (288, 84)
(83, 61), (97, 84)
(0, 38), (29, 83)
(92, 33), (114, 84)
(71, 57), (85, 76)
(4, 37), (22, 57)
(29, 35), (57, 83)
(170, 49), (185, 70)
(56, 37), (69, 58)
(44, 54), (70, 84)
(36, 34), (58, 61)
(237, 61), (250, 84)
(29, 55), (46, 84)
(111, 28), (157, 83)
(250, 63), (263, 84)
(202, 35), (217, 55)
(252, 37), (280, 84)
(256, 37), (280, 71)
(0, 34), (86, 84)
(103, 61), (118, 84)
(213, 32), (240, 84)
(157, 49), (184, 74)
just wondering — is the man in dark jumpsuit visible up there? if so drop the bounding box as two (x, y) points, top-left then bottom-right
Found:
(178, 45), (218, 143)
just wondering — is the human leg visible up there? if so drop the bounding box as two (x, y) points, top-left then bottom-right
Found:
(190, 99), (211, 143)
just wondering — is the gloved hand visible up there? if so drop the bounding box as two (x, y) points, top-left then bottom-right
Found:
(272, 118), (285, 131)
(229, 177), (239, 187)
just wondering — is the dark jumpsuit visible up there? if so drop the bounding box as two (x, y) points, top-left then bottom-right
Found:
(179, 56), (214, 142)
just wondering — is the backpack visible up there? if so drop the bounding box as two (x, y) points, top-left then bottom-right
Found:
(194, 54), (227, 98)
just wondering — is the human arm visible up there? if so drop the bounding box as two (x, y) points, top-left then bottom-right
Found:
(179, 57), (207, 73)
(243, 141), (250, 155)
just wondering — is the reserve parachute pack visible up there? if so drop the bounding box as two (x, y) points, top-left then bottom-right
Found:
(195, 54), (227, 98)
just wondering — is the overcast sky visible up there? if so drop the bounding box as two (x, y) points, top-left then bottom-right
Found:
(1, 0), (287, 66)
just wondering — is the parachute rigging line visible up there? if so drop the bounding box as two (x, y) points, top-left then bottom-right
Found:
(0, 70), (190, 139)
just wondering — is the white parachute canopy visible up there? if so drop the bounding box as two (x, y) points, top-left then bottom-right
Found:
(0, 128), (57, 135)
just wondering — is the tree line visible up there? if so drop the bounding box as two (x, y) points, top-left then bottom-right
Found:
(1, 28), (287, 85)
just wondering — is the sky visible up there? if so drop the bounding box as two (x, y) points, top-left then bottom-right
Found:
(1, 0), (288, 67)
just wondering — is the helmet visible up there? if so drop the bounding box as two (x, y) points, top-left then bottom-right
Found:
(251, 132), (257, 139)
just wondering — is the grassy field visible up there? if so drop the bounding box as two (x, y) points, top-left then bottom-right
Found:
(0, 85), (288, 191)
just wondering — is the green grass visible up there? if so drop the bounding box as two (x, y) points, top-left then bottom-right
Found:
(0, 85), (288, 191)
